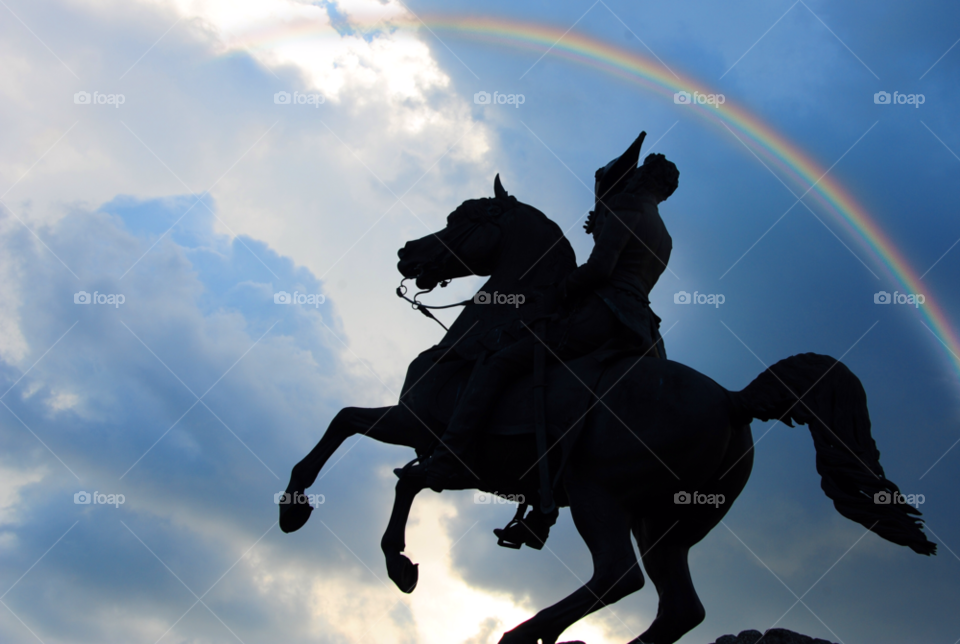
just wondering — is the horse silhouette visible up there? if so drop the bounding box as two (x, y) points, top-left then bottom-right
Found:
(283, 177), (933, 644)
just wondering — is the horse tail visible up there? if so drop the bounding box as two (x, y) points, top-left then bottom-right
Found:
(731, 352), (936, 556)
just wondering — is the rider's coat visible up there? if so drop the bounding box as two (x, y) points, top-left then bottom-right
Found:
(564, 191), (672, 357)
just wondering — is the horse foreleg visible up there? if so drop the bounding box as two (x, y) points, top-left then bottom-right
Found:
(281, 405), (425, 533)
(381, 475), (422, 593)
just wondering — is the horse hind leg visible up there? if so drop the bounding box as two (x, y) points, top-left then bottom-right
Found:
(500, 484), (644, 644)
(632, 519), (705, 644)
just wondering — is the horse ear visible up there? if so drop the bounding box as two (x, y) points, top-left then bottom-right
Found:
(494, 173), (509, 199)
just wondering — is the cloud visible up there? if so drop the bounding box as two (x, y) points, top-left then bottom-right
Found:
(0, 0), (496, 392)
(0, 191), (488, 642)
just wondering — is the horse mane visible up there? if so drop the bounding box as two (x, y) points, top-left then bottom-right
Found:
(495, 197), (577, 284)
(431, 193), (576, 353)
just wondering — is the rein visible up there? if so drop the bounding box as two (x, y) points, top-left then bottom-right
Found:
(394, 198), (507, 331)
(396, 277), (472, 331)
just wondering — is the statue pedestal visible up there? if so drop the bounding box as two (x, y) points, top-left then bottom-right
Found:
(712, 628), (838, 644)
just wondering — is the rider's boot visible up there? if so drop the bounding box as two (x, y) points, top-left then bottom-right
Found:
(400, 359), (509, 491)
(495, 505), (559, 550)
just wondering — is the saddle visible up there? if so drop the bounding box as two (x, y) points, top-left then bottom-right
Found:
(483, 340), (652, 490)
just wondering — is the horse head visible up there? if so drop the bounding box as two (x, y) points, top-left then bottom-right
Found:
(397, 175), (575, 294)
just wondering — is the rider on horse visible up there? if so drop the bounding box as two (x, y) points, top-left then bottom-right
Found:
(402, 132), (679, 542)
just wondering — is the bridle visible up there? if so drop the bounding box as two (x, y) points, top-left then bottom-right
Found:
(397, 222), (488, 331)
(395, 276), (471, 331)
(394, 204), (501, 331)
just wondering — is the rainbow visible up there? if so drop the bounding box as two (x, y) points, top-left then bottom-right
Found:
(230, 13), (960, 383)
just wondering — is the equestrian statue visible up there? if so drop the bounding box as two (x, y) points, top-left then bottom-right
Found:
(279, 132), (935, 644)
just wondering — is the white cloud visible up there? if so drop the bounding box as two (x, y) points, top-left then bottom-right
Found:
(0, 4), (575, 638)
(0, 464), (47, 528)
(0, 0), (494, 391)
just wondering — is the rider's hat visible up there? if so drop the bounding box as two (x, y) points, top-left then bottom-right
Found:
(585, 131), (646, 234)
(594, 131), (646, 207)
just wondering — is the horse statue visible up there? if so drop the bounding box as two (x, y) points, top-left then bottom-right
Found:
(281, 176), (934, 644)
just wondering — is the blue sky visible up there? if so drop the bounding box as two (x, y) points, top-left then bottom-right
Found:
(0, 1), (957, 643)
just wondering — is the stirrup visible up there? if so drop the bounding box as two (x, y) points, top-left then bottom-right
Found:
(393, 454), (464, 493)
(493, 503), (552, 550)
(393, 456), (423, 479)
(494, 522), (549, 551)
(494, 525), (529, 550)
(494, 503), (528, 549)
(393, 456), (440, 490)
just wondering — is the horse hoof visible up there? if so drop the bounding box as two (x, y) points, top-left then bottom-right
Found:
(387, 554), (419, 593)
(279, 502), (312, 533)
(497, 632), (543, 644)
